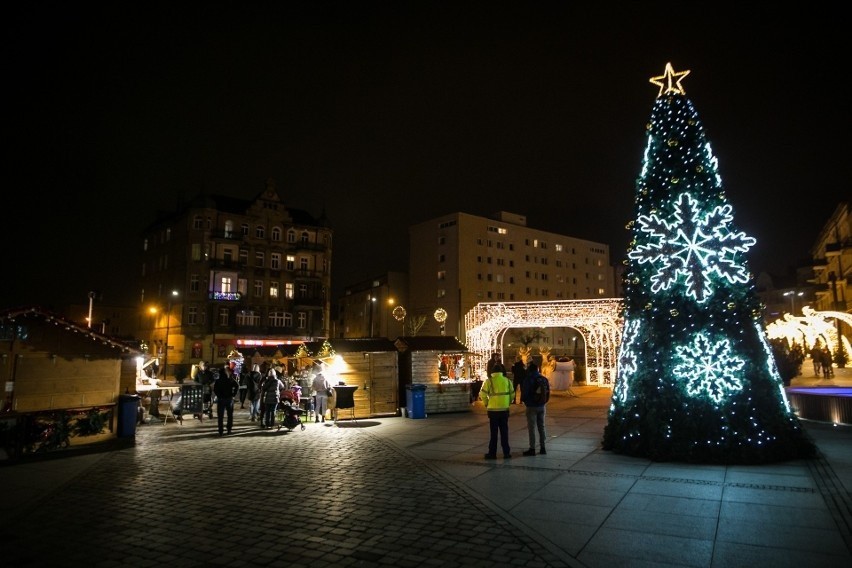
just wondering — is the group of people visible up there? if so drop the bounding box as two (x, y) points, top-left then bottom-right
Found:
(479, 353), (552, 459)
(810, 345), (835, 378)
(192, 361), (337, 436)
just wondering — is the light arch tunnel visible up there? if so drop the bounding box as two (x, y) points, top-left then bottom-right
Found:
(464, 299), (624, 387)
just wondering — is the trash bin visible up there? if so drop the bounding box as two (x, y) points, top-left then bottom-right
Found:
(406, 384), (427, 419)
(117, 394), (141, 438)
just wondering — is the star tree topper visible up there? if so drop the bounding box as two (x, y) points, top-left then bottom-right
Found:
(650, 62), (690, 96)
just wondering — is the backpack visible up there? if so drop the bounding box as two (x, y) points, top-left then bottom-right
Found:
(530, 374), (550, 405)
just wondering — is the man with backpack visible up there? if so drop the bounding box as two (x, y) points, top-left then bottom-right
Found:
(520, 361), (549, 456)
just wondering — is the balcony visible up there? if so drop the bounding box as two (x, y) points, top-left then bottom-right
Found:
(210, 259), (240, 269)
(294, 269), (325, 280)
(811, 257), (828, 271)
(209, 229), (243, 242)
(293, 296), (324, 308)
(291, 242), (326, 252)
(208, 291), (242, 302)
(825, 243), (841, 257)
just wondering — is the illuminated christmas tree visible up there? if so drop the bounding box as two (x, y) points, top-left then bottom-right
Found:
(602, 63), (816, 463)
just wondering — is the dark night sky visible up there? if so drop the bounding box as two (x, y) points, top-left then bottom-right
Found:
(6, 2), (849, 310)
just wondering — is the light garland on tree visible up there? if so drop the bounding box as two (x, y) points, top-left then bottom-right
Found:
(602, 63), (815, 463)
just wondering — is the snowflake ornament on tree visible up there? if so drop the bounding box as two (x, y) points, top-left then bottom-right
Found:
(630, 192), (755, 303)
(672, 333), (744, 403)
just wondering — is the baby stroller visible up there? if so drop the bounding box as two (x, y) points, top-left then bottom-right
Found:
(276, 400), (305, 431)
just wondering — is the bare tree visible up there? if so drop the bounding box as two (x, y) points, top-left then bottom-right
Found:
(407, 315), (427, 336)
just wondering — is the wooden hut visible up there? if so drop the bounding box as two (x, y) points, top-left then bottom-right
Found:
(394, 336), (476, 415)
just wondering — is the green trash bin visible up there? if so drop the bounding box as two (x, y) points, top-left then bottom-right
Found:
(117, 394), (140, 438)
(406, 384), (427, 419)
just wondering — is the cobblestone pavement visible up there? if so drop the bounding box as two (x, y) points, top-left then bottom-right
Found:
(1, 372), (851, 567)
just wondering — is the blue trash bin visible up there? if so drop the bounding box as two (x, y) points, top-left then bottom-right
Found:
(117, 394), (141, 438)
(406, 384), (427, 419)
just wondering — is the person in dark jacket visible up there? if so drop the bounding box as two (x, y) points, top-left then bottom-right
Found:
(214, 366), (240, 436)
(520, 362), (548, 456)
(510, 356), (526, 404)
(246, 364), (262, 422)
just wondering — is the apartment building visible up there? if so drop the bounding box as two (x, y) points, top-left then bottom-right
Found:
(808, 201), (851, 319)
(139, 179), (332, 378)
(408, 211), (616, 342)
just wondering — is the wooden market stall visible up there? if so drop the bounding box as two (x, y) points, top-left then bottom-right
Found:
(394, 336), (478, 415)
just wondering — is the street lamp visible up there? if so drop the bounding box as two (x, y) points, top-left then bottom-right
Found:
(783, 290), (803, 315)
(163, 290), (179, 380)
(368, 295), (377, 337)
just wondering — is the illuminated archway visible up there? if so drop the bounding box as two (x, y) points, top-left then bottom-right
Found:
(765, 306), (852, 358)
(465, 299), (624, 386)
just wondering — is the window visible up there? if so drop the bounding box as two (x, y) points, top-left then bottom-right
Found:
(598, 288), (606, 295)
(223, 248), (233, 263)
(241, 223), (249, 236)
(487, 274), (493, 281)
(286, 255), (295, 270)
(190, 274), (200, 292)
(555, 244), (563, 252)
(191, 243), (201, 261)
(193, 216), (204, 230)
(220, 276), (232, 293)
(299, 257), (308, 271)
(224, 220), (234, 237)
(437, 270), (446, 280)
(238, 279), (247, 295)
(187, 306), (197, 325)
(271, 253), (281, 270)
(270, 282), (279, 298)
(239, 250), (248, 266)
(268, 311), (286, 327)
(271, 227), (282, 241)
(438, 254), (445, 262)
(299, 283), (308, 297)
(236, 311), (260, 326)
(287, 230), (296, 243)
(297, 312), (307, 328)
(255, 225), (265, 238)
(284, 313), (293, 327)
(438, 236), (446, 245)
(301, 231), (309, 244)
(254, 280), (263, 297)
(255, 251), (264, 267)
(437, 289), (446, 298)
(218, 307), (229, 326)
(285, 282), (294, 299)
(495, 274), (504, 283)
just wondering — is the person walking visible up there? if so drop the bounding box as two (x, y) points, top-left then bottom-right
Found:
(261, 369), (283, 429)
(521, 362), (549, 456)
(214, 366), (240, 436)
(237, 368), (248, 408)
(510, 355), (526, 404)
(246, 364), (262, 422)
(312, 371), (332, 423)
(479, 362), (513, 459)
(821, 347), (834, 379)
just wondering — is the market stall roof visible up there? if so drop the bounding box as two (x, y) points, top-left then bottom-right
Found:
(393, 336), (471, 353)
(244, 338), (397, 361)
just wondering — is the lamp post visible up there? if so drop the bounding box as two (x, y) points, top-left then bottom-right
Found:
(368, 295), (377, 337)
(783, 290), (803, 315)
(163, 290), (179, 380)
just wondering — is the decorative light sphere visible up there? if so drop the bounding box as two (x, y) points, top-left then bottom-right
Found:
(392, 306), (406, 321)
(434, 308), (447, 323)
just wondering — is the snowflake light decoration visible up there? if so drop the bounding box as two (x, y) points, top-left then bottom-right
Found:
(612, 317), (641, 407)
(672, 332), (745, 403)
(629, 192), (755, 303)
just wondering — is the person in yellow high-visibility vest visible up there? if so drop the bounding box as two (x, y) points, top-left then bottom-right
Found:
(479, 363), (513, 459)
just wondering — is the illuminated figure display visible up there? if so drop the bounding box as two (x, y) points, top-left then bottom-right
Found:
(603, 63), (815, 463)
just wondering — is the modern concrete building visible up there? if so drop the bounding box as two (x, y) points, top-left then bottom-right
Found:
(138, 179), (333, 379)
(407, 211), (616, 342)
(336, 272), (408, 339)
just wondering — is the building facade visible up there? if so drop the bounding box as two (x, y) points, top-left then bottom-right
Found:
(337, 272), (408, 339)
(806, 201), (851, 350)
(139, 179), (333, 379)
(408, 211), (616, 342)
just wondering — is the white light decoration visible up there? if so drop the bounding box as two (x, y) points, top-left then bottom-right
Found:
(672, 332), (744, 403)
(765, 306), (852, 360)
(629, 192), (755, 303)
(464, 299), (623, 384)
